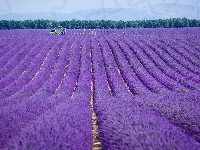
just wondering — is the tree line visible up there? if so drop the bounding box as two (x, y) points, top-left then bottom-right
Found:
(0, 18), (200, 30)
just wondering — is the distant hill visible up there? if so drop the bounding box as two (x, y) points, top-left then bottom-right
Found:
(0, 3), (199, 21)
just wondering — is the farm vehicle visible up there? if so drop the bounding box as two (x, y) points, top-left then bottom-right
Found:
(50, 26), (66, 35)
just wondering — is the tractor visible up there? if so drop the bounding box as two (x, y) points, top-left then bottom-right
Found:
(50, 26), (66, 35)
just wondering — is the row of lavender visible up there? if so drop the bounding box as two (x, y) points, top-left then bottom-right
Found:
(80, 28), (200, 149)
(0, 28), (200, 149)
(4, 36), (94, 150)
(0, 33), (94, 149)
(93, 31), (200, 149)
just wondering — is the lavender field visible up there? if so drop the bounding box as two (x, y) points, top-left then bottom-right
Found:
(0, 28), (200, 150)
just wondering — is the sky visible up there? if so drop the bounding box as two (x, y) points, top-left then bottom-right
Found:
(0, 0), (199, 14)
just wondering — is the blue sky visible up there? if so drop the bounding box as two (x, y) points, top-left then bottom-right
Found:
(0, 0), (199, 14)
